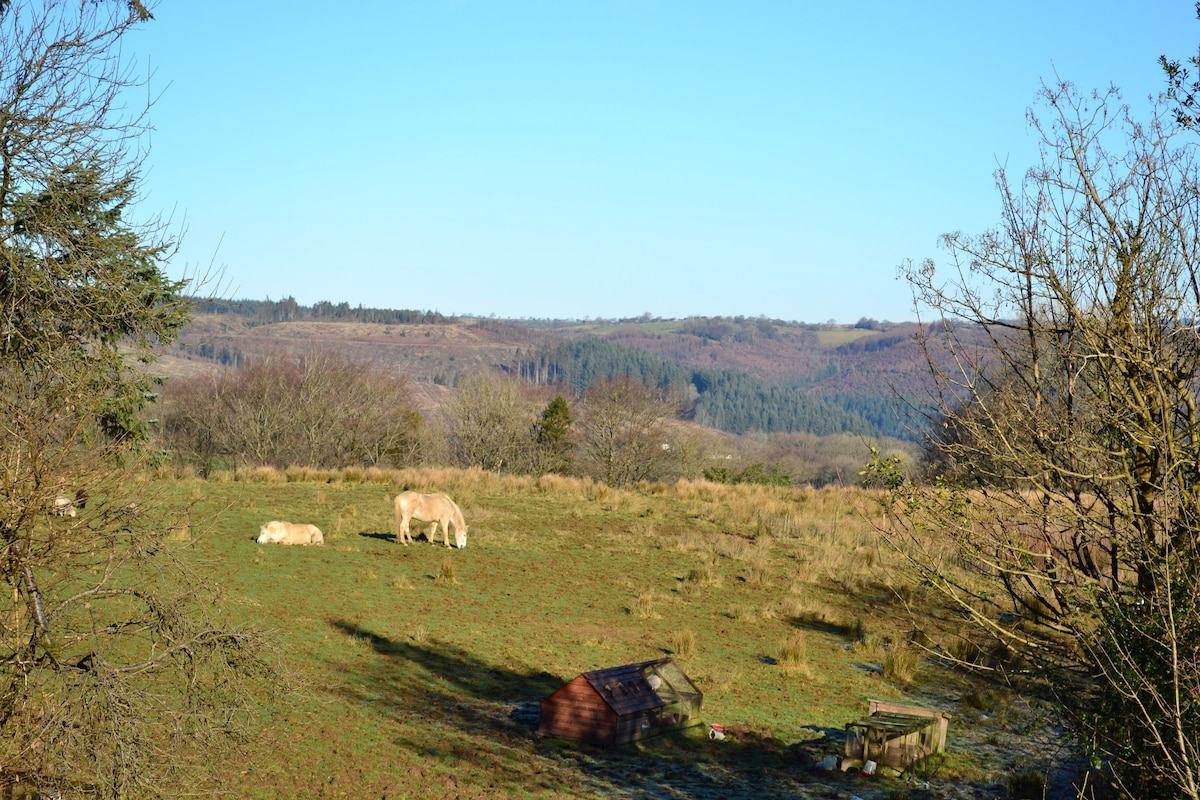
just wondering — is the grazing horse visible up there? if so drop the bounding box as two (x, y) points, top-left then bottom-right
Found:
(257, 520), (325, 546)
(393, 491), (468, 548)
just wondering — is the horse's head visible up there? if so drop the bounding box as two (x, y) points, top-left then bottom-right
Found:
(454, 526), (467, 548)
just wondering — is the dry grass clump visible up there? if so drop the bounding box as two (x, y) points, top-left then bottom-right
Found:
(629, 518), (656, 537)
(346, 630), (374, 651)
(725, 604), (756, 621)
(535, 473), (592, 496)
(409, 625), (429, 643)
(435, 555), (458, 584)
(341, 466), (368, 483)
(775, 596), (810, 619)
(777, 633), (814, 679)
(741, 564), (771, 586)
(387, 465), (530, 497)
(683, 564), (721, 588)
(391, 575), (414, 591)
(778, 597), (837, 625)
(711, 535), (757, 562)
(762, 511), (802, 539)
(882, 646), (920, 684)
(632, 591), (657, 619)
(670, 629), (696, 659)
(598, 488), (641, 514)
(670, 530), (717, 554)
(671, 478), (726, 504)
(356, 467), (394, 485)
(235, 466), (288, 484)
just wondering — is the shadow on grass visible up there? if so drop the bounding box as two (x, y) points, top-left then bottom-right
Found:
(327, 618), (848, 799)
(788, 615), (856, 637)
(357, 531), (397, 543)
(358, 530), (447, 546)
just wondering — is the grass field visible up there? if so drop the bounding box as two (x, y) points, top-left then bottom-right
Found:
(148, 467), (1058, 799)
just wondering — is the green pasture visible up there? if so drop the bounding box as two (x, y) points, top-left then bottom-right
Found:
(154, 474), (990, 799)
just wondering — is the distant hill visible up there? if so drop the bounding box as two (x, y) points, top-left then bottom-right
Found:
(157, 299), (936, 441)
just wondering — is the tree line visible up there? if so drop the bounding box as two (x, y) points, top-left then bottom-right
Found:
(158, 360), (708, 488)
(192, 296), (454, 326)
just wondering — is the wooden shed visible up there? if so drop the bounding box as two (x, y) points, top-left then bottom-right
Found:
(844, 699), (951, 770)
(538, 658), (703, 746)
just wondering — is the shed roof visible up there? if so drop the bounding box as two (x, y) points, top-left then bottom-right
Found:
(581, 658), (698, 716)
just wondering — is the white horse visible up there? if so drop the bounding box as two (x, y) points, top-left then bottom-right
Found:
(257, 520), (325, 546)
(393, 491), (467, 548)
(52, 494), (76, 517)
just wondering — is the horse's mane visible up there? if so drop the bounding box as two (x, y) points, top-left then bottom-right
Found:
(447, 497), (466, 529)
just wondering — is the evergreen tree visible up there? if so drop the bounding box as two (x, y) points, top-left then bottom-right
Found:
(533, 394), (573, 474)
(0, 3), (273, 796)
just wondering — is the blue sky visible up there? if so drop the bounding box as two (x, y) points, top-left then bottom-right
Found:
(132, 2), (1198, 323)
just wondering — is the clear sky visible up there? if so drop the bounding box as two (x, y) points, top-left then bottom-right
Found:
(131, 1), (1199, 323)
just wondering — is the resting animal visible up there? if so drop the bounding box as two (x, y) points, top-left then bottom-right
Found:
(257, 520), (324, 546)
(52, 495), (77, 517)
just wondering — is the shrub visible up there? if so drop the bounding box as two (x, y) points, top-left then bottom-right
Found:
(1006, 768), (1045, 799)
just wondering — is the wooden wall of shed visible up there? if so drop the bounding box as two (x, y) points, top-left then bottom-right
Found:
(613, 708), (701, 746)
(613, 709), (657, 746)
(539, 677), (618, 746)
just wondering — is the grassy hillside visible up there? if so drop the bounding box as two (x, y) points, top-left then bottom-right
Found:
(148, 466), (1061, 799)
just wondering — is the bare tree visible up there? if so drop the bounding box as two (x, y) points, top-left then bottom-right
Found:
(0, 3), (274, 797)
(869, 82), (1200, 799)
(160, 348), (423, 471)
(444, 371), (538, 473)
(574, 377), (678, 487)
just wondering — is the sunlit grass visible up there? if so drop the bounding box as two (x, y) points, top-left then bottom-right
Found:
(141, 466), (993, 797)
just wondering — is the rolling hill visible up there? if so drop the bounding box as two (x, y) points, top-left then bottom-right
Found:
(156, 300), (939, 442)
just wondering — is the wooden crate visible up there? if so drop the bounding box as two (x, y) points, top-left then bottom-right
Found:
(844, 699), (950, 769)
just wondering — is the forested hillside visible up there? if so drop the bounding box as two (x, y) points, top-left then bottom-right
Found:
(511, 338), (877, 437)
(161, 302), (934, 441)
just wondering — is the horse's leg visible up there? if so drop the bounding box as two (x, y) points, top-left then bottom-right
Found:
(427, 521), (438, 545)
(398, 512), (410, 545)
